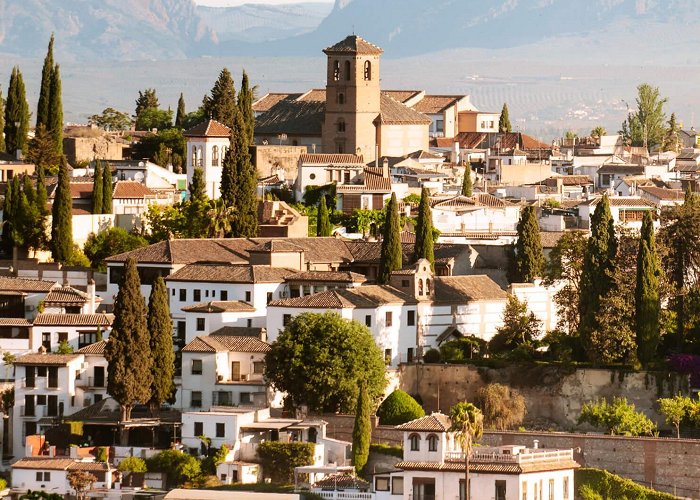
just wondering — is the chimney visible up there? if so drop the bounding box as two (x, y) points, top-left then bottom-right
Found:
(533, 440), (539, 449)
(382, 158), (389, 178)
(87, 279), (96, 314)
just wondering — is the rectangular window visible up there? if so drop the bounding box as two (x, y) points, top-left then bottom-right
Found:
(375, 477), (390, 491)
(36, 471), (50, 482)
(563, 477), (569, 499)
(392, 477), (404, 495)
(253, 362), (265, 374)
(194, 421), (203, 437)
(42, 332), (51, 350)
(385, 311), (392, 327)
(176, 321), (186, 341)
(172, 288), (175, 296)
(191, 359), (203, 375)
(196, 318), (205, 331)
(495, 480), (507, 500)
(407, 310), (415, 326)
(401, 279), (409, 287)
(283, 314), (292, 326)
(221, 290), (228, 301)
(37, 395), (46, 405)
(58, 332), (68, 343)
(205, 290), (209, 298)
(191, 391), (202, 408)
(522, 481), (527, 500)
(179, 289), (186, 302)
(302, 285), (311, 296)
(37, 366), (47, 377)
(216, 422), (225, 438)
(245, 291), (252, 303)
(78, 331), (97, 348)
(267, 292), (273, 304)
(365, 315), (372, 327)
(240, 392), (252, 405)
(194, 289), (201, 302)
(549, 479), (554, 500)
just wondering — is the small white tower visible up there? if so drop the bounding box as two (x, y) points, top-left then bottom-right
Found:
(183, 119), (231, 199)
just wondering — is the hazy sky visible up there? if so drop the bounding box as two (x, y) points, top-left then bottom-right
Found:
(195, 0), (333, 5)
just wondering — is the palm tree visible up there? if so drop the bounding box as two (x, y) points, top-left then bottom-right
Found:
(206, 199), (234, 238)
(449, 402), (484, 500)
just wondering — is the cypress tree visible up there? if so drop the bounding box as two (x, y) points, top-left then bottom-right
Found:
(635, 211), (660, 365)
(579, 194), (617, 358)
(378, 193), (402, 284)
(513, 206), (545, 282)
(92, 161), (103, 215)
(499, 103), (512, 133)
(351, 382), (371, 474)
(10, 177), (31, 250)
(462, 166), (473, 197)
(413, 187), (434, 267)
(204, 68), (237, 128)
(189, 167), (207, 204)
(231, 111), (258, 237)
(0, 86), (5, 153)
(220, 130), (236, 206)
(317, 196), (332, 237)
(4, 66), (30, 156)
(47, 64), (63, 157)
(102, 163), (113, 214)
(135, 89), (159, 118)
(1, 175), (14, 253)
(50, 156), (73, 263)
(147, 277), (175, 415)
(36, 34), (54, 129)
(35, 165), (48, 249)
(105, 257), (153, 422)
(238, 70), (255, 143)
(175, 93), (186, 129)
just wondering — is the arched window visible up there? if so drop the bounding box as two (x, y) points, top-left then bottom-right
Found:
(427, 434), (438, 452)
(344, 60), (351, 81)
(337, 119), (346, 133)
(418, 279), (424, 296)
(333, 60), (340, 81)
(364, 60), (372, 81)
(197, 146), (203, 167)
(212, 145), (219, 166)
(409, 434), (420, 451)
(191, 146), (197, 168)
(338, 93), (345, 105)
(426, 278), (432, 296)
(222, 146), (228, 159)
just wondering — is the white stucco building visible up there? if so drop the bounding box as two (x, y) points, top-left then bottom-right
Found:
(184, 119), (231, 199)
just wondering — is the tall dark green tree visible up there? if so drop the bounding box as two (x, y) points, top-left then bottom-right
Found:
(4, 66), (30, 156)
(203, 68), (237, 128)
(27, 124), (60, 175)
(230, 111), (258, 237)
(462, 166), (473, 197)
(499, 103), (512, 133)
(189, 167), (207, 204)
(351, 382), (371, 474)
(36, 34), (54, 129)
(413, 187), (434, 267)
(102, 163), (113, 214)
(220, 133), (236, 207)
(378, 193), (402, 284)
(1, 175), (14, 253)
(50, 157), (73, 263)
(579, 194), (618, 359)
(620, 83), (667, 149)
(238, 70), (254, 143)
(175, 93), (186, 129)
(317, 196), (332, 237)
(635, 211), (660, 365)
(0, 86), (5, 153)
(22, 174), (42, 251)
(512, 206), (544, 283)
(147, 277), (175, 415)
(135, 89), (159, 118)
(9, 176), (33, 251)
(92, 161), (104, 215)
(47, 64), (63, 157)
(105, 258), (153, 422)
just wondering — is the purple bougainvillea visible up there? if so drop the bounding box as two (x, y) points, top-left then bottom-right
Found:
(668, 354), (700, 387)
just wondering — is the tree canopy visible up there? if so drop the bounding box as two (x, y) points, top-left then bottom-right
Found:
(621, 83), (667, 149)
(413, 187), (434, 267)
(378, 193), (402, 284)
(498, 103), (512, 133)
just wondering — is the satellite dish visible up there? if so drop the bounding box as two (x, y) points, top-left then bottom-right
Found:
(134, 172), (145, 183)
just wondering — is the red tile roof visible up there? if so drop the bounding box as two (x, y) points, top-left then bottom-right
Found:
(299, 153), (365, 165)
(0, 277), (56, 292)
(323, 35), (383, 55)
(0, 318), (31, 327)
(182, 335), (270, 353)
(396, 413), (452, 432)
(411, 95), (464, 114)
(252, 93), (299, 113)
(181, 301), (256, 313)
(166, 264), (294, 284)
(183, 119), (231, 137)
(15, 353), (82, 366)
(375, 94), (432, 125)
(382, 90), (423, 104)
(112, 181), (156, 199)
(77, 340), (107, 355)
(33, 314), (113, 327)
(12, 457), (109, 471)
(44, 286), (90, 305)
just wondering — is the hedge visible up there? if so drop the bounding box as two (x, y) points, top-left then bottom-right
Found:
(369, 443), (403, 459)
(576, 468), (676, 499)
(257, 441), (315, 484)
(377, 390), (425, 425)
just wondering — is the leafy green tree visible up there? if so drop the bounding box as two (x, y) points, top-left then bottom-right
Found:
(83, 227), (147, 272)
(264, 312), (386, 413)
(579, 194), (617, 359)
(175, 93), (186, 129)
(4, 66), (30, 155)
(462, 166), (472, 196)
(590, 126), (607, 139)
(88, 108), (133, 131)
(351, 382), (371, 474)
(230, 111), (258, 237)
(147, 277), (175, 415)
(621, 83), (667, 149)
(132, 128), (185, 171)
(56, 340), (74, 354)
(47, 64), (63, 157)
(238, 70), (255, 143)
(50, 156), (73, 263)
(635, 211), (661, 365)
(92, 161), (103, 215)
(413, 187), (434, 267)
(203, 68), (238, 128)
(0, 86), (5, 152)
(27, 124), (61, 175)
(220, 131), (236, 207)
(578, 397), (656, 436)
(378, 193), (402, 284)
(189, 167), (206, 204)
(477, 383), (526, 430)
(105, 258), (153, 422)
(658, 394), (693, 438)
(512, 206), (544, 282)
(316, 196), (332, 236)
(489, 295), (541, 355)
(376, 390), (424, 425)
(449, 402), (483, 500)
(9, 176), (33, 251)
(146, 449), (201, 487)
(102, 163), (113, 214)
(663, 112), (682, 153)
(67, 470), (96, 500)
(36, 34), (54, 129)
(117, 456), (147, 473)
(135, 88), (159, 119)
(256, 442), (314, 484)
(498, 103), (512, 133)
(135, 108), (173, 132)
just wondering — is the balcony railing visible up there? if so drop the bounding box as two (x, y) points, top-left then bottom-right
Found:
(21, 378), (59, 390)
(444, 449), (573, 464)
(316, 492), (374, 500)
(77, 377), (106, 388)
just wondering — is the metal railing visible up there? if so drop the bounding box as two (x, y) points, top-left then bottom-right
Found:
(444, 449), (573, 464)
(316, 492), (373, 500)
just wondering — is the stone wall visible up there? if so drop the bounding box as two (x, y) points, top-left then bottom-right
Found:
(483, 431), (700, 498)
(398, 363), (687, 430)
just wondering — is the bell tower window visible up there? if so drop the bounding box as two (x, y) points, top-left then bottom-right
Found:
(338, 93), (345, 105)
(337, 119), (346, 133)
(212, 145), (219, 167)
(364, 60), (372, 81)
(344, 60), (351, 81)
(333, 60), (340, 81)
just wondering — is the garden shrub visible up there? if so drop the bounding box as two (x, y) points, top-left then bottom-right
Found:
(423, 348), (441, 363)
(369, 443), (403, 459)
(376, 390), (425, 426)
(256, 441), (314, 484)
(477, 383), (526, 430)
(146, 449), (201, 487)
(117, 456), (147, 473)
(576, 468), (676, 499)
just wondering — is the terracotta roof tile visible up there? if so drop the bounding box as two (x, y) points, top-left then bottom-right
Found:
(183, 119), (231, 138)
(299, 153), (365, 165)
(112, 181), (156, 199)
(396, 413), (452, 432)
(15, 353), (81, 366)
(323, 35), (383, 55)
(181, 301), (256, 313)
(0, 277), (57, 292)
(12, 458), (81, 470)
(314, 473), (370, 491)
(0, 318), (31, 327)
(433, 275), (507, 303)
(255, 98), (325, 136)
(249, 240), (306, 253)
(382, 90), (423, 104)
(375, 94), (431, 125)
(582, 196), (657, 208)
(411, 95), (463, 114)
(166, 264), (294, 284)
(209, 326), (265, 337)
(252, 93), (299, 113)
(33, 314), (113, 326)
(268, 289), (358, 309)
(296, 89), (327, 102)
(285, 271), (367, 283)
(269, 285), (415, 309)
(77, 340), (107, 355)
(44, 286), (90, 304)
(182, 335), (270, 353)
(637, 186), (685, 201)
